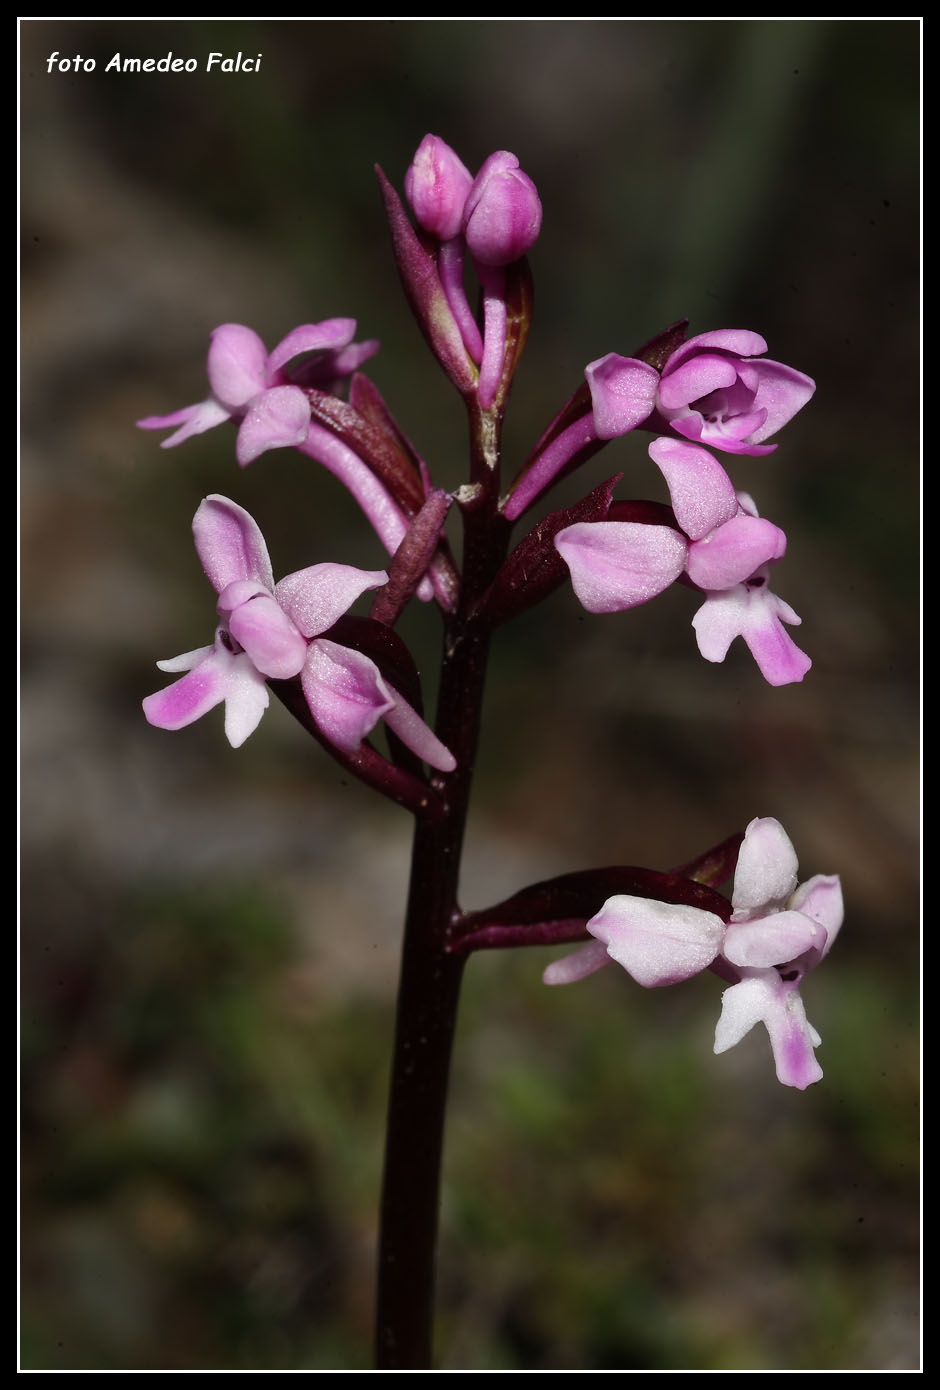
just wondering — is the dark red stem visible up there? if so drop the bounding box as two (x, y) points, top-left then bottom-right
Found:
(374, 401), (510, 1368)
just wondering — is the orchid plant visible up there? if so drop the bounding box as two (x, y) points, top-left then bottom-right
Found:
(139, 133), (843, 1369)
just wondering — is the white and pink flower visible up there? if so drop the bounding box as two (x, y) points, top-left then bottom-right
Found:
(545, 817), (843, 1090)
(143, 494), (455, 771)
(554, 437), (811, 686)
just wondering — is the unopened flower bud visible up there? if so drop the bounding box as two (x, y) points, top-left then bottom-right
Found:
(463, 151), (542, 266)
(404, 134), (474, 241)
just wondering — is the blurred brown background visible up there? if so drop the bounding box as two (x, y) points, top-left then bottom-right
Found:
(21, 19), (919, 1370)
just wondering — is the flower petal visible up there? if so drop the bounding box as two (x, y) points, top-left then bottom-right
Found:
(309, 337), (381, 386)
(723, 909), (827, 968)
(192, 495), (275, 595)
(686, 515), (787, 590)
(587, 895), (725, 988)
(657, 352), (739, 411)
(749, 359), (816, 442)
(585, 354), (659, 440)
(275, 563), (389, 638)
(647, 438), (739, 539)
(266, 319), (357, 378)
(206, 324), (269, 409)
(555, 521), (687, 614)
(732, 817), (800, 911)
(301, 639), (394, 754)
(789, 874), (844, 958)
(235, 386), (311, 467)
(664, 329), (769, 373)
(227, 593), (308, 680)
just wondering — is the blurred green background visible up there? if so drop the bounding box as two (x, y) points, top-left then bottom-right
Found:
(20, 18), (919, 1370)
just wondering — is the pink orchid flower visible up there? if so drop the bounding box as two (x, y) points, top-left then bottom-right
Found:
(554, 438), (811, 686)
(137, 319), (378, 467)
(545, 817), (843, 1089)
(143, 495), (455, 771)
(652, 328), (815, 456)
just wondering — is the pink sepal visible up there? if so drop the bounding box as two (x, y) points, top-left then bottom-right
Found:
(301, 639), (394, 754)
(267, 319), (357, 377)
(193, 494), (275, 595)
(555, 521), (687, 614)
(276, 563), (389, 638)
(746, 359), (817, 443)
(588, 895), (725, 988)
(585, 354), (659, 440)
(207, 323), (268, 409)
(647, 437), (738, 540)
(236, 386), (311, 467)
(732, 816), (799, 910)
(665, 329), (769, 370)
